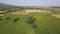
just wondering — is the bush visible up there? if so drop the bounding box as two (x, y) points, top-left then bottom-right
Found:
(32, 25), (37, 28)
(27, 16), (36, 24)
(6, 17), (10, 19)
(14, 18), (19, 23)
(27, 20), (34, 24)
(16, 18), (19, 20)
(0, 18), (2, 20)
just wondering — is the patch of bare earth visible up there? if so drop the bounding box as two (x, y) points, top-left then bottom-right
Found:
(12, 12), (28, 15)
(51, 14), (60, 19)
(12, 10), (51, 15)
(24, 10), (51, 13)
(0, 14), (4, 16)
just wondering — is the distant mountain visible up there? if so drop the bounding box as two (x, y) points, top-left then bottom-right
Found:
(0, 3), (59, 11)
(0, 3), (23, 10)
(50, 6), (60, 9)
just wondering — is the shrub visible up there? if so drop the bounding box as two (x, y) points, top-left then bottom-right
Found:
(0, 18), (2, 20)
(6, 17), (10, 19)
(14, 18), (19, 23)
(27, 16), (36, 24)
(27, 20), (34, 24)
(32, 25), (37, 28)
(14, 19), (17, 22)
(16, 18), (19, 20)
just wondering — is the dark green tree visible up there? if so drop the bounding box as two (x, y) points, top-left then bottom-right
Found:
(27, 16), (36, 24)
(0, 18), (2, 20)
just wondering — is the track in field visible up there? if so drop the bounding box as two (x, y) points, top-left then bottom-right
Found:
(0, 12), (60, 34)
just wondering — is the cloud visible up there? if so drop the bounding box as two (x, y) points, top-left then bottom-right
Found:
(0, 0), (60, 6)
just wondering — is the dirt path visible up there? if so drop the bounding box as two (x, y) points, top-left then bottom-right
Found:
(51, 14), (60, 19)
(0, 14), (4, 16)
(12, 12), (28, 15)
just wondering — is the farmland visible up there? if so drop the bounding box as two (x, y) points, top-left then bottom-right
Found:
(0, 10), (60, 34)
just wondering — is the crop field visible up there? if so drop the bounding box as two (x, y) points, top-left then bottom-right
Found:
(0, 10), (60, 34)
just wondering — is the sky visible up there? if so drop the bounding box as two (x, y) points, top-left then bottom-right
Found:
(0, 0), (60, 6)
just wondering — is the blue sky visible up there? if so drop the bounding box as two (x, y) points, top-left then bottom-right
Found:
(0, 0), (60, 6)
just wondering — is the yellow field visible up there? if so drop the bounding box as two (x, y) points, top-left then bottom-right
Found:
(0, 14), (4, 16)
(51, 14), (60, 18)
(12, 10), (51, 15)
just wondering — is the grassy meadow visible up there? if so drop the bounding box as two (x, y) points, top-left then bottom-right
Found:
(0, 11), (60, 34)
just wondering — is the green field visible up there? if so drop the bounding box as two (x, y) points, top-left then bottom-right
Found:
(0, 11), (60, 34)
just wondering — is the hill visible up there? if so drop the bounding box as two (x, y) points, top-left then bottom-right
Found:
(0, 3), (22, 11)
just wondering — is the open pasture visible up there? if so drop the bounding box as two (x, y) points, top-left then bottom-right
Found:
(0, 10), (60, 34)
